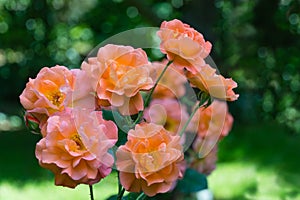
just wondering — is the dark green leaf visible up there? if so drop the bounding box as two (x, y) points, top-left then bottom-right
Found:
(176, 168), (208, 193)
(124, 192), (141, 200)
(102, 109), (115, 121)
(106, 194), (117, 200)
(116, 129), (128, 146)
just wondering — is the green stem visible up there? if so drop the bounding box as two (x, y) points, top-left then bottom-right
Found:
(178, 101), (203, 137)
(117, 172), (126, 200)
(178, 91), (212, 137)
(89, 185), (94, 200)
(117, 188), (125, 200)
(136, 192), (147, 200)
(134, 60), (173, 125)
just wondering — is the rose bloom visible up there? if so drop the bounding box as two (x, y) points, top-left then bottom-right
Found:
(143, 98), (189, 136)
(186, 64), (239, 101)
(189, 100), (233, 157)
(35, 109), (118, 188)
(81, 44), (153, 115)
(19, 65), (74, 135)
(19, 66), (95, 135)
(157, 19), (212, 74)
(150, 60), (186, 99)
(190, 144), (218, 175)
(116, 123), (184, 197)
(20, 65), (74, 115)
(191, 100), (233, 139)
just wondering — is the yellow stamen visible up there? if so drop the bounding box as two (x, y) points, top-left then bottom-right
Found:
(71, 134), (86, 150)
(46, 91), (64, 106)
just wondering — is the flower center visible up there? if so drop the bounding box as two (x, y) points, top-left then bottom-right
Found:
(70, 134), (86, 151)
(46, 91), (64, 106)
(140, 152), (161, 172)
(138, 142), (167, 172)
(173, 29), (181, 38)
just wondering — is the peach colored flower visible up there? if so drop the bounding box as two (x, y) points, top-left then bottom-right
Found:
(150, 60), (186, 99)
(116, 123), (184, 197)
(191, 100), (233, 139)
(189, 100), (233, 157)
(20, 66), (95, 136)
(81, 44), (153, 115)
(35, 109), (118, 188)
(186, 64), (239, 101)
(19, 65), (74, 135)
(143, 98), (189, 136)
(157, 19), (212, 74)
(20, 65), (74, 115)
(190, 144), (218, 175)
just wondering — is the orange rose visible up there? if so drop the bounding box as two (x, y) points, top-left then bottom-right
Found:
(35, 109), (118, 188)
(157, 19), (212, 74)
(186, 64), (239, 101)
(82, 44), (153, 115)
(116, 123), (184, 197)
(19, 65), (75, 134)
(19, 66), (95, 136)
(191, 100), (234, 139)
(190, 100), (233, 157)
(20, 65), (74, 115)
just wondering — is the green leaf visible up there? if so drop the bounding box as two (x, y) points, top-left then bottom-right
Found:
(176, 168), (208, 193)
(124, 192), (141, 200)
(102, 109), (129, 146)
(102, 109), (115, 121)
(116, 128), (128, 146)
(106, 194), (117, 200)
(102, 109), (132, 132)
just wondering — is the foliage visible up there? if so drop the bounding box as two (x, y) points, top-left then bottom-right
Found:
(1, 0), (299, 133)
(175, 168), (208, 193)
(0, 0), (183, 106)
(1, 123), (299, 199)
(213, 0), (300, 133)
(210, 123), (300, 199)
(0, 0), (299, 199)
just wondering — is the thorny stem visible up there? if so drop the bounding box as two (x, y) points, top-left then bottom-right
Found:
(133, 60), (173, 125)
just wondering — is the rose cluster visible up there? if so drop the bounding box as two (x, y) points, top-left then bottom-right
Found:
(20, 19), (238, 197)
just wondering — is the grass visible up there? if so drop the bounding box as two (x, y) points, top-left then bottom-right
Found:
(0, 122), (300, 199)
(0, 130), (117, 200)
(208, 122), (300, 200)
(209, 162), (300, 200)
(0, 175), (117, 200)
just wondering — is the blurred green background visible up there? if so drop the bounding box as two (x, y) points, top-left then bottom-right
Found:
(0, 0), (300, 199)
